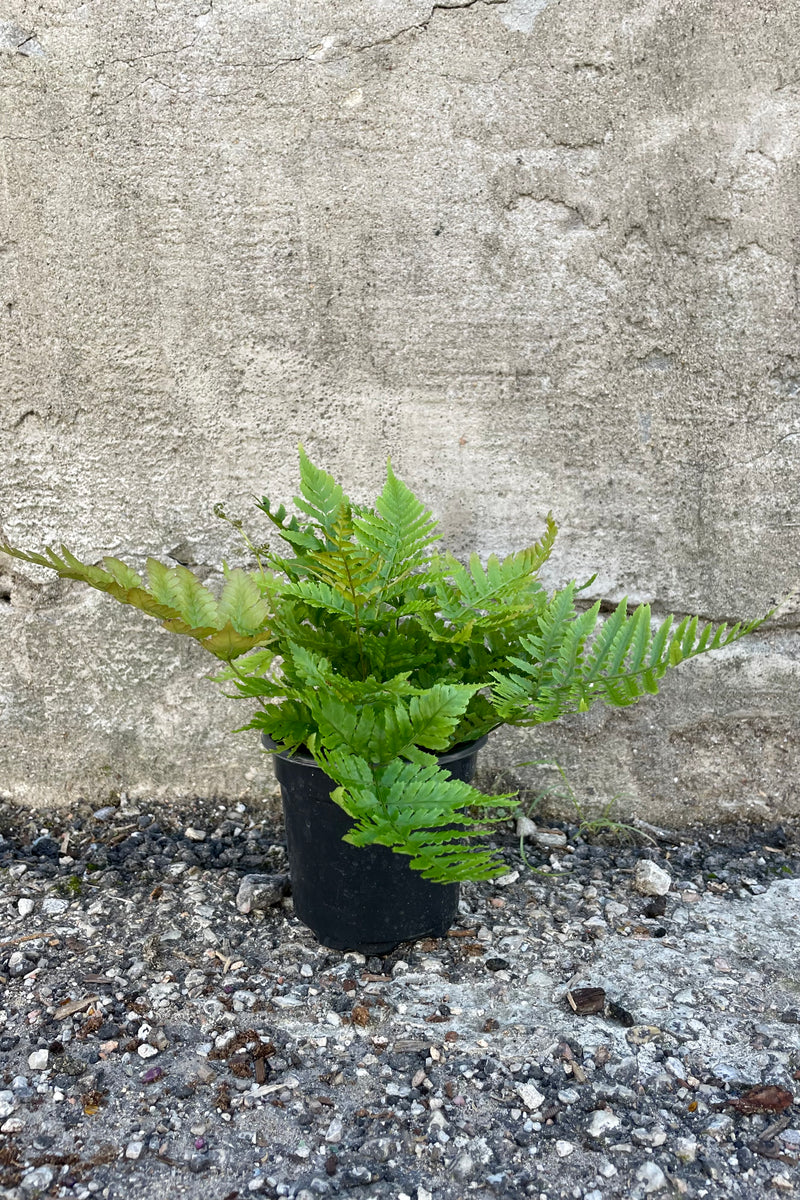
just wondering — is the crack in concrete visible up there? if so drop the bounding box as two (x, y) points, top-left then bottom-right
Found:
(90, 0), (507, 78)
(349, 0), (509, 55)
(670, 428), (800, 476)
(235, 0), (509, 75)
(0, 20), (44, 57)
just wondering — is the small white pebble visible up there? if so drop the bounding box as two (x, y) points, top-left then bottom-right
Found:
(324, 1116), (343, 1143)
(633, 860), (671, 896)
(516, 1083), (545, 1111)
(555, 1140), (575, 1157)
(17, 898), (35, 918)
(636, 1161), (667, 1193)
(588, 1108), (620, 1138)
(494, 870), (520, 887)
(28, 1050), (48, 1071)
(137, 1044), (159, 1059)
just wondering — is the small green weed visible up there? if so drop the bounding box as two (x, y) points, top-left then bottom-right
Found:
(517, 759), (654, 854)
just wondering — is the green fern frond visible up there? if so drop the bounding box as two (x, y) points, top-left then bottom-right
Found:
(218, 568), (271, 635)
(361, 627), (438, 677)
(305, 507), (383, 607)
(353, 461), (440, 595)
(492, 598), (769, 724)
(450, 694), (503, 745)
(310, 682), (477, 764)
(285, 642), (335, 688)
(253, 497), (325, 556)
(416, 611), (478, 644)
(322, 753), (517, 883)
(244, 699), (315, 752)
(405, 684), (479, 750)
(280, 577), (356, 618)
(294, 445), (348, 537)
(435, 515), (556, 622)
(550, 602), (602, 688)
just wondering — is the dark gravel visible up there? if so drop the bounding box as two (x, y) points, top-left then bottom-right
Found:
(0, 793), (799, 1200)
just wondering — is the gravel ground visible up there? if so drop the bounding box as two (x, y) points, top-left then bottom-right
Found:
(0, 789), (799, 1200)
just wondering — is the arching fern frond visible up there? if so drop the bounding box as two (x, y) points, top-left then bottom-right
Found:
(321, 750), (517, 883)
(0, 544), (272, 662)
(491, 597), (769, 725)
(433, 514), (557, 625)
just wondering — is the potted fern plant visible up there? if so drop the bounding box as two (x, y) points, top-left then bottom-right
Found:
(0, 449), (770, 953)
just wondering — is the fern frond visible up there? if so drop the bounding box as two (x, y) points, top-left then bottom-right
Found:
(305, 507), (383, 607)
(0, 544), (178, 622)
(253, 497), (325, 556)
(405, 684), (479, 750)
(216, 673), (286, 700)
(280, 577), (356, 618)
(550, 602), (602, 689)
(489, 585), (581, 715)
(245, 700), (315, 752)
(361, 627), (438, 677)
(352, 461), (440, 596)
(1, 544), (273, 661)
(493, 600), (769, 724)
(218, 568), (270, 635)
(285, 642), (335, 688)
(415, 611), (478, 645)
(311, 681), (477, 764)
(321, 753), (517, 883)
(435, 514), (556, 621)
(450, 694), (504, 746)
(294, 445), (348, 537)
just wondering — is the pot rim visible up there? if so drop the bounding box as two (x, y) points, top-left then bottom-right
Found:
(261, 732), (490, 769)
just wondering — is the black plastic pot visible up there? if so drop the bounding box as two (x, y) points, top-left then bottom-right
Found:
(266, 735), (488, 955)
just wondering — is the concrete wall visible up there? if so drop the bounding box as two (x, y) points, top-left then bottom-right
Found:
(1, 0), (798, 822)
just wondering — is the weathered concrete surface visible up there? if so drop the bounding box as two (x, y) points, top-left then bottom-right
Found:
(1, 0), (798, 815)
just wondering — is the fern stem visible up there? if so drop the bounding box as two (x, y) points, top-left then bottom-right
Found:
(341, 553), (368, 681)
(224, 657), (271, 711)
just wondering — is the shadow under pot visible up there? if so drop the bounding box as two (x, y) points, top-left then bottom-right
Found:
(265, 735), (488, 956)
